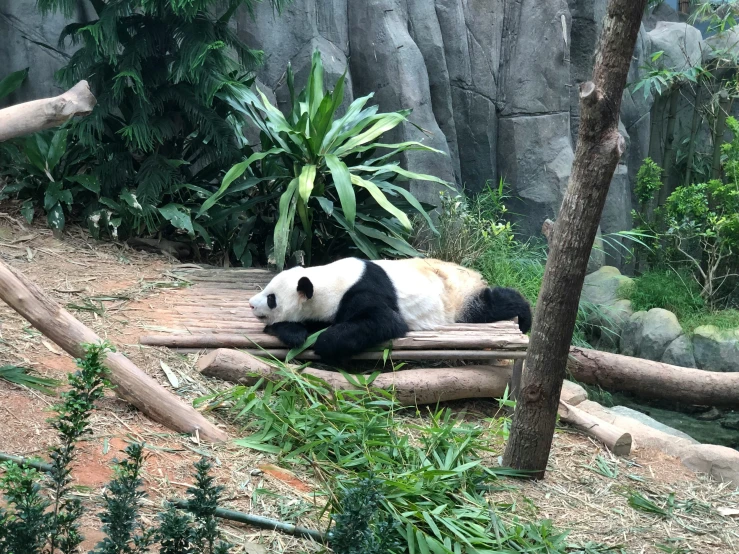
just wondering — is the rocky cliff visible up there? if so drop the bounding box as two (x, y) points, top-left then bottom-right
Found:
(0, 0), (708, 265)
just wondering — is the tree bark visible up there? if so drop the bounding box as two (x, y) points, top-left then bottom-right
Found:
(0, 259), (227, 443)
(0, 81), (96, 142)
(567, 346), (739, 408)
(501, 0), (647, 478)
(657, 86), (681, 206)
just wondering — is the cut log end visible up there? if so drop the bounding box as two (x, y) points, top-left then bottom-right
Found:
(579, 81), (597, 102)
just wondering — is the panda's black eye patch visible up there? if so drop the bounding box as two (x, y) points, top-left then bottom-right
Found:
(267, 294), (276, 309)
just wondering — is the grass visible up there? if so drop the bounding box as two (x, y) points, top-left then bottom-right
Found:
(196, 364), (627, 554)
(619, 268), (739, 333)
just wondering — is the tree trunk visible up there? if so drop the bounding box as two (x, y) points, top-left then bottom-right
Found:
(0, 81), (96, 142)
(711, 90), (731, 180)
(0, 259), (227, 443)
(567, 346), (739, 408)
(501, 0), (647, 478)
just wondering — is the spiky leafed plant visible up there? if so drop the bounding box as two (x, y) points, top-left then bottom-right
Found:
(34, 0), (290, 244)
(200, 50), (451, 270)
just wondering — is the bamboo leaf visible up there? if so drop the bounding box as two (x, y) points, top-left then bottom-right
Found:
(0, 67), (28, 100)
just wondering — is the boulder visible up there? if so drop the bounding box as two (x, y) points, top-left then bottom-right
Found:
(586, 228), (606, 274)
(676, 443), (739, 487)
(561, 380), (588, 406)
(644, 2), (683, 32)
(647, 22), (703, 71)
(610, 406), (697, 443)
(692, 326), (739, 373)
(581, 266), (633, 306)
(599, 163), (634, 269)
(620, 311), (647, 357)
(497, 113), (574, 236)
(638, 308), (684, 362)
(661, 335), (697, 369)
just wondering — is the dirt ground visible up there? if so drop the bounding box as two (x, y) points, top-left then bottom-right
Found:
(0, 214), (737, 553)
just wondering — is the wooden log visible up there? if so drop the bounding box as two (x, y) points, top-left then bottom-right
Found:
(0, 259), (227, 443)
(140, 332), (527, 352)
(174, 347), (527, 360)
(197, 348), (513, 406)
(0, 81), (96, 142)
(558, 399), (632, 456)
(568, 346), (739, 408)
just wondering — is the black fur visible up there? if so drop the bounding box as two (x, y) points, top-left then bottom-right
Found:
(263, 261), (408, 363)
(297, 276), (314, 299)
(459, 286), (532, 334)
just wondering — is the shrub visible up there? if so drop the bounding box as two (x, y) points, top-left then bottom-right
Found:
(0, 0), (288, 263)
(205, 50), (448, 270)
(0, 342), (233, 553)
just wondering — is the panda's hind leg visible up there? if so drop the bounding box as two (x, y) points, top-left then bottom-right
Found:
(460, 287), (532, 334)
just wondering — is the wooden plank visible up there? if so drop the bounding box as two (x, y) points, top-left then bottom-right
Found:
(173, 348), (528, 360)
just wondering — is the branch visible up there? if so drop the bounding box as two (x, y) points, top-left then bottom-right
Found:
(0, 81), (96, 142)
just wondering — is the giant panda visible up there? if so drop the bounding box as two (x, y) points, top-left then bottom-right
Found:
(248, 257), (532, 362)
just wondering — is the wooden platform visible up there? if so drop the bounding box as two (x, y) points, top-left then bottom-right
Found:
(139, 267), (530, 361)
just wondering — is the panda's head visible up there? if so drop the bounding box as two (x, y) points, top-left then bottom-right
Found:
(249, 267), (314, 325)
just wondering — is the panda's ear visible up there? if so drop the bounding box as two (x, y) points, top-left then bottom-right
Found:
(297, 276), (314, 300)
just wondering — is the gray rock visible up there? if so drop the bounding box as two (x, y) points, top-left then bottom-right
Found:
(647, 22), (703, 72)
(644, 2), (683, 32)
(586, 227), (606, 274)
(620, 311), (647, 357)
(661, 335), (697, 368)
(610, 406), (698, 443)
(720, 415), (739, 431)
(348, 0), (457, 207)
(498, 0), (571, 117)
(599, 163), (634, 269)
(497, 113), (574, 236)
(0, 0), (94, 108)
(692, 326), (739, 373)
(407, 0), (461, 183)
(639, 308), (684, 362)
(581, 266), (633, 306)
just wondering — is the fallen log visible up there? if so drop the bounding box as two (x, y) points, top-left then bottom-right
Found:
(0, 80), (96, 142)
(197, 348), (513, 406)
(558, 399), (632, 456)
(197, 349), (628, 454)
(568, 346), (739, 408)
(0, 259), (227, 443)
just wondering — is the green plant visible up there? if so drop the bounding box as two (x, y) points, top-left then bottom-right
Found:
(0, 342), (234, 553)
(621, 268), (705, 319)
(206, 50), (448, 270)
(21, 0), (288, 257)
(0, 125), (98, 236)
(0, 68), (28, 101)
(196, 364), (621, 554)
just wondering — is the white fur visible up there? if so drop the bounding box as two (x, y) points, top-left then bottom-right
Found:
(249, 258), (365, 324)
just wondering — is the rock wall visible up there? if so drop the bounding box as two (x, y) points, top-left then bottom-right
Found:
(0, 0), (712, 263)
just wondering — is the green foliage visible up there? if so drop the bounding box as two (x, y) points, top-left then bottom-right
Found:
(635, 157), (663, 206)
(2, 0), (288, 262)
(0, 343), (233, 553)
(197, 365), (621, 553)
(209, 50), (447, 269)
(0, 68), (28, 100)
(0, 125), (98, 236)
